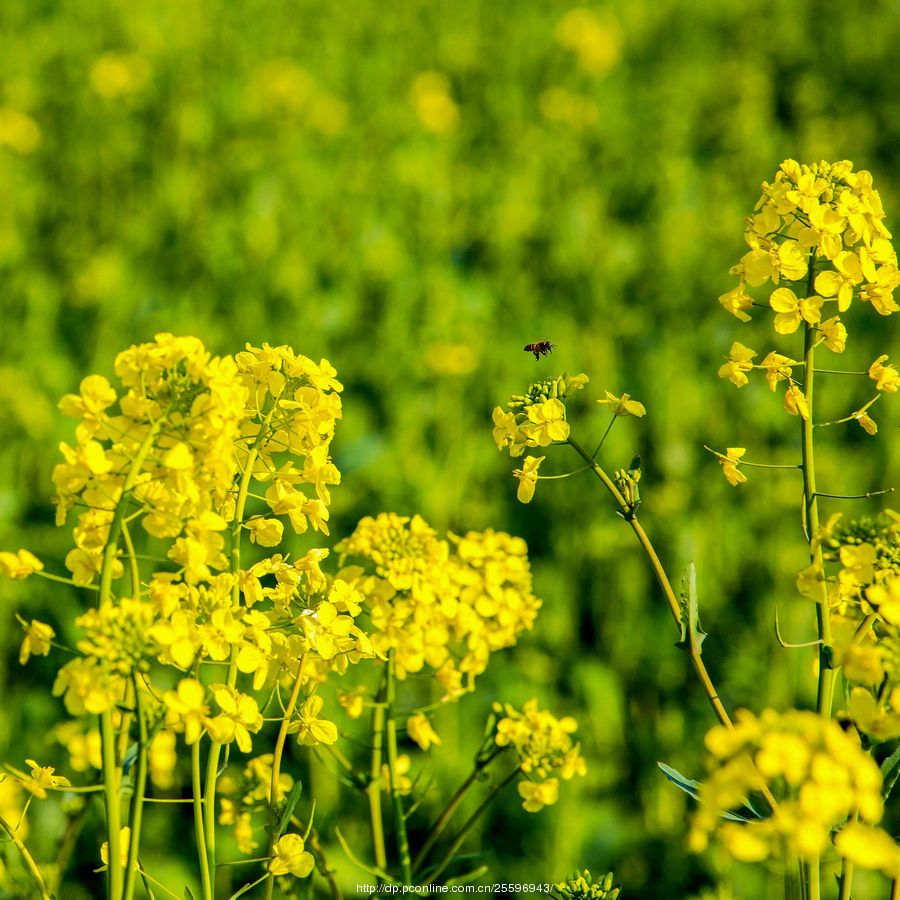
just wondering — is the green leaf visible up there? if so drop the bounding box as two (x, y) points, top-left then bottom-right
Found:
(657, 762), (760, 823)
(184, 887), (197, 900)
(275, 780), (304, 839)
(446, 864), (490, 886)
(881, 744), (900, 800)
(657, 761), (701, 801)
(675, 562), (707, 656)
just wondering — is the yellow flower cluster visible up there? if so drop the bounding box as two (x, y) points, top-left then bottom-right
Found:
(493, 698), (586, 812)
(6, 337), (354, 752)
(492, 373), (589, 503)
(717, 160), (898, 442)
(690, 709), (888, 866)
(1, 334), (561, 879)
(493, 373), (589, 456)
(793, 513), (900, 740)
(722, 159), (897, 326)
(337, 515), (541, 694)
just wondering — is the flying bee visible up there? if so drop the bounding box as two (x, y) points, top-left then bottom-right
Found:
(523, 340), (555, 360)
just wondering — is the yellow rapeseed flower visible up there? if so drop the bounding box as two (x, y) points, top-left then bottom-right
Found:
(0, 549), (43, 580)
(269, 833), (315, 877)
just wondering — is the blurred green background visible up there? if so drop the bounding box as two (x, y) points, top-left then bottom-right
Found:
(3, 0), (900, 896)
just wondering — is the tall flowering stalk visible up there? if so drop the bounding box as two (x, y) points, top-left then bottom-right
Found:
(492, 160), (900, 899)
(0, 335), (588, 898)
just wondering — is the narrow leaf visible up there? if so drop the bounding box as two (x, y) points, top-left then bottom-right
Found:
(275, 781), (304, 839)
(881, 744), (900, 800)
(657, 762), (760, 823)
(675, 562), (707, 656)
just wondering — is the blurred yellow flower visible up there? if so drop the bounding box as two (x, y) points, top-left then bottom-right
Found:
(0, 549), (43, 580)
(409, 72), (459, 134)
(555, 8), (622, 75)
(0, 108), (40, 154)
(21, 759), (70, 800)
(89, 53), (150, 98)
(17, 618), (54, 665)
(407, 712), (441, 751)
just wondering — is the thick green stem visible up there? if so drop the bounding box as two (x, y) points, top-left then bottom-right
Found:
(384, 656), (413, 883)
(262, 655), (308, 900)
(801, 323), (835, 719)
(191, 740), (213, 900)
(368, 676), (388, 871)
(123, 679), (149, 900)
(837, 856), (854, 900)
(100, 710), (123, 899)
(808, 856), (820, 900)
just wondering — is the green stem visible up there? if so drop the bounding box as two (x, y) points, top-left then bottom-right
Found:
(100, 709), (123, 899)
(192, 741), (214, 900)
(567, 436), (733, 729)
(838, 854), (854, 900)
(367, 673), (388, 872)
(97, 422), (161, 900)
(412, 749), (504, 873)
(425, 769), (518, 885)
(120, 519), (141, 597)
(808, 856), (820, 900)
(307, 829), (343, 900)
(262, 654), (308, 900)
(204, 432), (268, 884)
(385, 656), (413, 884)
(123, 679), (149, 900)
(228, 873), (269, 900)
(801, 323), (835, 720)
(0, 814), (52, 899)
(592, 414), (616, 458)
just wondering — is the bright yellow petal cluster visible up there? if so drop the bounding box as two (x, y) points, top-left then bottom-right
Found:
(337, 518), (540, 693)
(690, 709), (884, 864)
(721, 160), (898, 335)
(493, 698), (586, 812)
(494, 373), (589, 458)
(269, 833), (315, 877)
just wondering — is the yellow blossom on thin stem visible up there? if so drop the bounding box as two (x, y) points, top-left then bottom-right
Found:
(599, 390), (646, 417)
(769, 288), (823, 334)
(818, 316), (847, 353)
(869, 355), (900, 392)
(268, 833), (314, 877)
(513, 456), (545, 503)
(17, 618), (54, 665)
(21, 760), (70, 799)
(718, 342), (757, 388)
(717, 448), (747, 486)
(718, 283), (753, 322)
(0, 550), (43, 580)
(784, 383), (810, 419)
